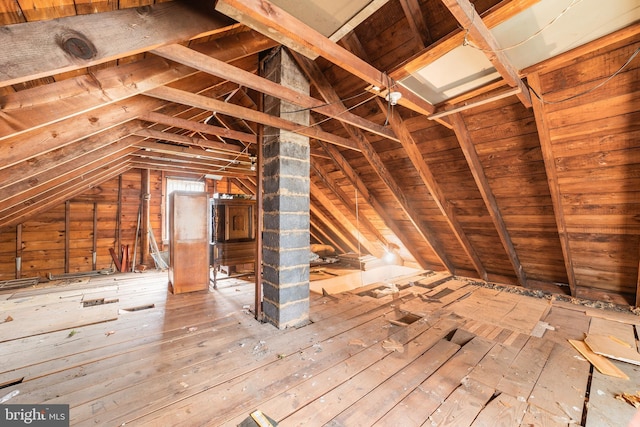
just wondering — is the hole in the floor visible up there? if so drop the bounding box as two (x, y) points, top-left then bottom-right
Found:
(83, 298), (119, 307)
(486, 391), (502, 405)
(392, 313), (422, 326)
(429, 287), (454, 299)
(581, 363), (594, 426)
(122, 303), (155, 312)
(0, 377), (24, 390)
(445, 328), (476, 346)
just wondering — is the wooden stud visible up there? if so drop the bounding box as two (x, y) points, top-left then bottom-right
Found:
(527, 72), (577, 296)
(449, 112), (528, 287)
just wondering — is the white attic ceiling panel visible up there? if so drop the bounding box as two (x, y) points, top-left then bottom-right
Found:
(400, 45), (501, 104)
(270, 0), (389, 40)
(493, 0), (640, 69)
(404, 0), (639, 105)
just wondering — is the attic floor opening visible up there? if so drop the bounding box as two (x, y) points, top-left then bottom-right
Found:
(260, 48), (311, 329)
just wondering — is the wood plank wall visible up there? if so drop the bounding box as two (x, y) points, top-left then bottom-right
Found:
(533, 34), (640, 303)
(459, 97), (568, 286)
(0, 169), (164, 280)
(0, 170), (247, 280)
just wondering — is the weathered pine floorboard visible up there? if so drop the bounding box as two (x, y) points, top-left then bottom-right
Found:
(1, 269), (640, 426)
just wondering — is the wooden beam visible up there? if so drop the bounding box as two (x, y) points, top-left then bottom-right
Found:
(144, 85), (360, 151)
(391, 0), (539, 80)
(139, 112), (257, 145)
(15, 224), (22, 279)
(232, 178), (256, 195)
(318, 140), (432, 270)
(151, 44), (398, 142)
(310, 203), (361, 255)
(215, 0), (436, 116)
(0, 96), (161, 170)
(129, 159), (251, 178)
(92, 202), (98, 270)
(310, 160), (388, 248)
(65, 201), (70, 274)
(0, 30), (276, 142)
(399, 0), (432, 49)
(141, 169), (150, 268)
(0, 2), (235, 87)
(0, 121), (143, 193)
(130, 151), (252, 174)
(440, 0), (531, 107)
(132, 128), (246, 155)
(449, 112), (528, 287)
(429, 87), (521, 120)
(310, 182), (382, 257)
(378, 98), (488, 281)
(133, 140), (248, 164)
(527, 72), (577, 296)
(293, 52), (453, 272)
(0, 160), (131, 228)
(0, 136), (140, 208)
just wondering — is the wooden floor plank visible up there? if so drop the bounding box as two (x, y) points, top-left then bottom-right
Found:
(527, 343), (590, 424)
(75, 294), (416, 425)
(0, 269), (635, 426)
(466, 342), (522, 389)
(542, 305), (590, 347)
(471, 393), (527, 427)
(326, 340), (460, 426)
(275, 321), (460, 426)
(588, 316), (637, 346)
(520, 404), (571, 427)
(424, 377), (495, 427)
(371, 336), (494, 426)
(495, 337), (555, 399)
(447, 287), (550, 335)
(585, 359), (640, 427)
(136, 310), (410, 426)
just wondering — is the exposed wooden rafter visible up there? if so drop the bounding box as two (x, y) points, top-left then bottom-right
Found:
(440, 0), (532, 107)
(151, 44), (398, 142)
(215, 0), (436, 116)
(399, 0), (432, 49)
(449, 112), (528, 287)
(310, 161), (389, 249)
(144, 85), (360, 152)
(318, 140), (433, 270)
(527, 72), (577, 296)
(293, 52), (454, 272)
(310, 182), (381, 257)
(139, 112), (257, 145)
(377, 98), (488, 280)
(0, 2), (236, 87)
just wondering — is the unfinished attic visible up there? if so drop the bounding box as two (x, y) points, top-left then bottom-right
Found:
(1, 0), (640, 425)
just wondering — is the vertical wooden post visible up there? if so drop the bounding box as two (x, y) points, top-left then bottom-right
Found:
(15, 224), (22, 279)
(116, 175), (122, 256)
(65, 200), (70, 274)
(141, 169), (150, 266)
(92, 202), (98, 270)
(255, 74), (264, 322)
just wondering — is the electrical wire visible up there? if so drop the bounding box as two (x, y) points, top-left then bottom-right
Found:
(463, 0), (584, 53)
(279, 89), (372, 114)
(261, 92), (380, 139)
(528, 46), (640, 105)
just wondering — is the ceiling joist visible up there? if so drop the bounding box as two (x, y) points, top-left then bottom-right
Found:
(215, 0), (436, 116)
(440, 0), (532, 107)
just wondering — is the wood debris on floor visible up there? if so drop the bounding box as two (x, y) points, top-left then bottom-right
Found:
(0, 269), (639, 426)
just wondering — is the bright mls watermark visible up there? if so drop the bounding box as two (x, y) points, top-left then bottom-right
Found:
(1, 405), (69, 426)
